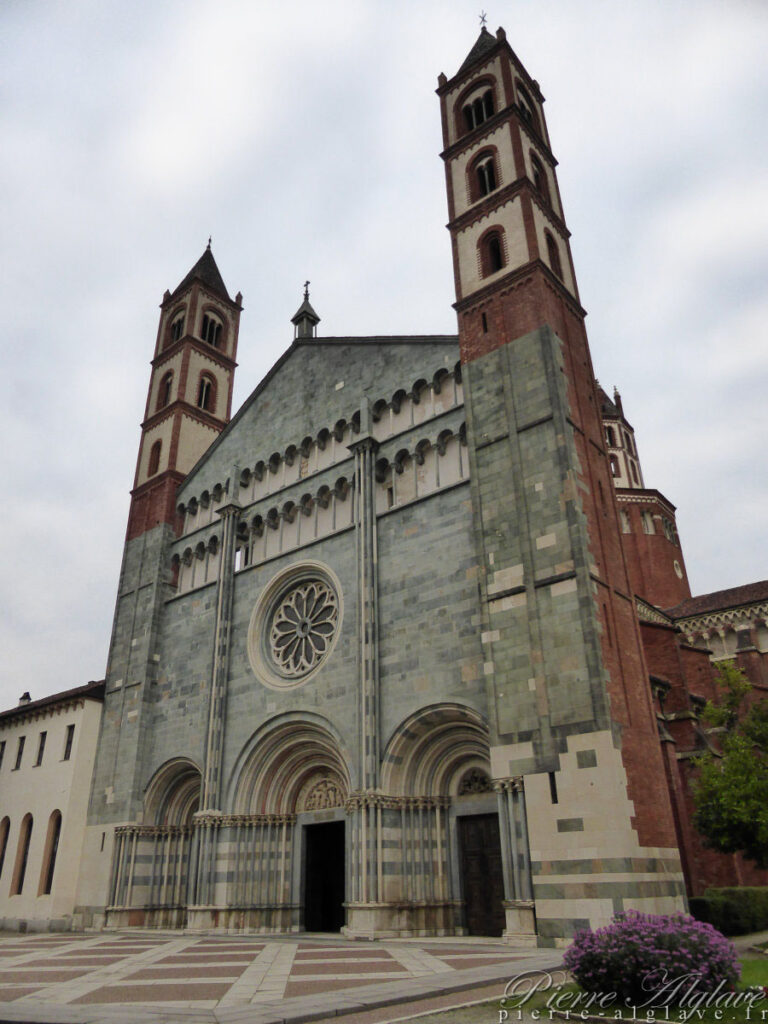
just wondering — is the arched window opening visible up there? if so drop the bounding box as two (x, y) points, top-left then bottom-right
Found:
(609, 454), (620, 478)
(620, 510), (631, 534)
(545, 231), (563, 279)
(631, 462), (640, 485)
(197, 375), (214, 412)
(480, 230), (505, 277)
(170, 312), (185, 343)
(516, 82), (539, 133)
(158, 371), (173, 410)
(462, 87), (494, 133)
(39, 810), (62, 896)
(11, 814), (33, 895)
(201, 313), (222, 348)
(475, 155), (497, 198)
(148, 440), (161, 477)
(0, 818), (9, 881)
(530, 153), (550, 204)
(605, 425), (616, 447)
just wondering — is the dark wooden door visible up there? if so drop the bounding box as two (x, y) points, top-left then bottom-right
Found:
(304, 821), (345, 932)
(458, 813), (506, 936)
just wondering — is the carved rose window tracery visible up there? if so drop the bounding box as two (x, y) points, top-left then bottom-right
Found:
(269, 581), (338, 677)
(248, 562), (343, 690)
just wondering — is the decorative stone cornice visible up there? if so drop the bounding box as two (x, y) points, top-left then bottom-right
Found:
(636, 598), (674, 627)
(676, 601), (768, 637)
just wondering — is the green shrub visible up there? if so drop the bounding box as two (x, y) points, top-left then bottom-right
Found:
(689, 887), (768, 936)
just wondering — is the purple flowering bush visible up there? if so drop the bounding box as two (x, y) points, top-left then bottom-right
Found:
(563, 911), (740, 1005)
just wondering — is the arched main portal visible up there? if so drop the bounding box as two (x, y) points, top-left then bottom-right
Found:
(374, 703), (512, 938)
(230, 714), (352, 932)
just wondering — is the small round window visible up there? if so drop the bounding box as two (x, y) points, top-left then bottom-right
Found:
(248, 562), (342, 689)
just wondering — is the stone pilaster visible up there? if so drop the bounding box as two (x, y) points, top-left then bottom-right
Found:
(349, 403), (380, 791)
(201, 495), (240, 811)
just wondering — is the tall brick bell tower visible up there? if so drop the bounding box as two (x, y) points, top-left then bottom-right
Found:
(438, 28), (686, 942)
(75, 248), (241, 922)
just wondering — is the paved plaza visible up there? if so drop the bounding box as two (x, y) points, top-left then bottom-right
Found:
(0, 932), (563, 1024)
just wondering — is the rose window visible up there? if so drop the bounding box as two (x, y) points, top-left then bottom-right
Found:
(269, 581), (338, 677)
(248, 563), (343, 690)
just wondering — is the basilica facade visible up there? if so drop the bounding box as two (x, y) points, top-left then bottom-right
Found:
(3, 25), (763, 945)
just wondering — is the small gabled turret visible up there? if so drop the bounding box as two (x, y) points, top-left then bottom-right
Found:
(291, 282), (320, 339)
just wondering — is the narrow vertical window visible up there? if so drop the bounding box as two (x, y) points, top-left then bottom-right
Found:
(481, 312), (488, 333)
(13, 736), (25, 770)
(620, 510), (631, 534)
(481, 231), (505, 277)
(603, 603), (613, 646)
(170, 312), (185, 342)
(148, 440), (161, 477)
(545, 231), (563, 279)
(62, 724), (75, 761)
(605, 426), (616, 447)
(609, 455), (620, 478)
(197, 376), (213, 412)
(11, 814), (33, 895)
(0, 740), (5, 771)
(530, 153), (550, 204)
(475, 156), (497, 197)
(461, 87), (495, 133)
(0, 817), (9, 880)
(201, 313), (222, 347)
(39, 810), (62, 896)
(548, 772), (559, 804)
(516, 82), (539, 133)
(34, 731), (46, 766)
(158, 371), (173, 410)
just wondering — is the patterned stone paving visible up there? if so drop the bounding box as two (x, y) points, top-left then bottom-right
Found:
(0, 932), (562, 1023)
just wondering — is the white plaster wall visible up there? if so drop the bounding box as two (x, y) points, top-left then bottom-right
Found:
(0, 697), (103, 926)
(177, 415), (219, 476)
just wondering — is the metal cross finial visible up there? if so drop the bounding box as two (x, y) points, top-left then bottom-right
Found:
(303, 280), (310, 300)
(479, 10), (487, 27)
(207, 236), (212, 249)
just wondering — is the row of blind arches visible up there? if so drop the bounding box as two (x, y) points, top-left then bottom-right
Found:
(175, 366), (464, 523)
(0, 811), (61, 899)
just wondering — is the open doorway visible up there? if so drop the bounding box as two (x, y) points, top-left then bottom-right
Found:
(304, 821), (345, 932)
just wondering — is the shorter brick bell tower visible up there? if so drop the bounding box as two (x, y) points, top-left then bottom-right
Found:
(128, 244), (242, 541)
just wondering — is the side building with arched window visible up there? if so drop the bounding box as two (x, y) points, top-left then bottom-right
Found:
(0, 681), (104, 932)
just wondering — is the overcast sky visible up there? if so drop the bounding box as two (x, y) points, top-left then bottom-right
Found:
(1, 0), (766, 710)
